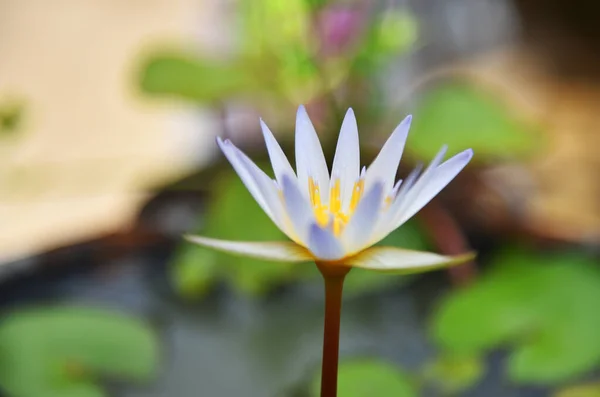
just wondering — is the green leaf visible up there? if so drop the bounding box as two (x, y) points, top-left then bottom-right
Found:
(138, 52), (254, 103)
(424, 354), (485, 394)
(240, 0), (310, 56)
(408, 83), (542, 160)
(0, 307), (159, 397)
(310, 359), (418, 397)
(372, 11), (418, 55)
(431, 247), (600, 385)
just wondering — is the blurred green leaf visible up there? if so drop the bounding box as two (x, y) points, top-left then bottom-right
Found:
(171, 242), (220, 299)
(353, 10), (418, 75)
(303, 0), (328, 10)
(241, 0), (310, 56)
(173, 170), (306, 298)
(310, 359), (418, 397)
(555, 382), (600, 397)
(372, 11), (418, 55)
(0, 307), (158, 397)
(424, 354), (485, 394)
(343, 220), (431, 296)
(138, 52), (255, 103)
(409, 83), (542, 160)
(432, 247), (600, 384)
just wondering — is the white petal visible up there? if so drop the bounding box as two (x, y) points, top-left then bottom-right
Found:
(368, 162), (423, 243)
(341, 182), (384, 253)
(295, 105), (329, 203)
(260, 119), (296, 185)
(346, 246), (475, 274)
(217, 138), (272, 218)
(364, 115), (411, 195)
(307, 223), (345, 260)
(226, 141), (297, 239)
(184, 235), (312, 262)
(281, 175), (316, 244)
(397, 148), (473, 225)
(331, 108), (360, 210)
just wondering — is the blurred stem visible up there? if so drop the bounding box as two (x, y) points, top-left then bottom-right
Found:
(316, 263), (351, 397)
(418, 202), (477, 286)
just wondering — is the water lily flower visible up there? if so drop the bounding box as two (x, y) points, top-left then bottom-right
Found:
(186, 106), (473, 273)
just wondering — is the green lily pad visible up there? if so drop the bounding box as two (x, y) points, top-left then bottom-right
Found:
(431, 247), (600, 385)
(0, 307), (159, 397)
(408, 83), (542, 160)
(424, 354), (485, 394)
(138, 52), (255, 103)
(310, 359), (418, 397)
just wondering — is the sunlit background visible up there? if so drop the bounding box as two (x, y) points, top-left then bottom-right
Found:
(1, 0), (599, 396)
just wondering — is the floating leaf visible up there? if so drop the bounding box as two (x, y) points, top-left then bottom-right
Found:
(310, 359), (418, 397)
(424, 354), (484, 394)
(0, 307), (159, 397)
(409, 83), (542, 160)
(138, 52), (254, 103)
(432, 247), (600, 384)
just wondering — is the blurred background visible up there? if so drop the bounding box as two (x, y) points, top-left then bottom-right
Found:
(1, 0), (600, 396)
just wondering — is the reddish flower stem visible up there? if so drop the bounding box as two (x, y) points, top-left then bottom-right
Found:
(316, 263), (351, 397)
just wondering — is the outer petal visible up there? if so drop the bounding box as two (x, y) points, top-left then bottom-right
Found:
(281, 175), (316, 244)
(295, 105), (329, 203)
(184, 235), (312, 262)
(397, 148), (473, 225)
(307, 223), (345, 260)
(217, 138), (272, 218)
(227, 142), (291, 234)
(346, 246), (475, 274)
(341, 182), (384, 253)
(364, 115), (411, 195)
(367, 145), (449, 244)
(260, 119), (296, 185)
(331, 108), (360, 210)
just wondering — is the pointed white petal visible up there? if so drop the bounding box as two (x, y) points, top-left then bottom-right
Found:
(397, 148), (473, 225)
(295, 105), (329, 203)
(217, 138), (272, 218)
(347, 246), (475, 274)
(260, 119), (296, 184)
(331, 108), (360, 210)
(368, 163), (422, 241)
(184, 235), (312, 262)
(341, 182), (384, 253)
(224, 140), (298, 241)
(364, 115), (411, 195)
(307, 223), (345, 260)
(281, 175), (316, 244)
(393, 163), (423, 205)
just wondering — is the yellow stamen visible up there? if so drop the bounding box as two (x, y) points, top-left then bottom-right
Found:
(349, 179), (364, 211)
(329, 179), (341, 214)
(308, 177), (366, 236)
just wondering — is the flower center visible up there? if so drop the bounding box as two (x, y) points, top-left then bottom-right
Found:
(308, 177), (364, 236)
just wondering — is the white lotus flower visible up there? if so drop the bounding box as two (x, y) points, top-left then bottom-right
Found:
(186, 106), (474, 273)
